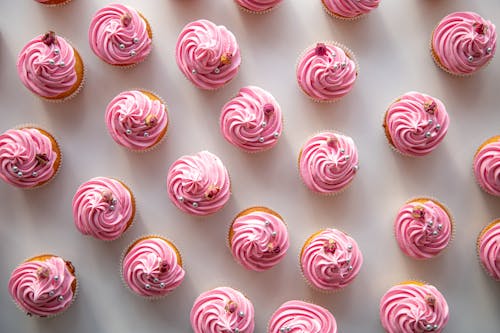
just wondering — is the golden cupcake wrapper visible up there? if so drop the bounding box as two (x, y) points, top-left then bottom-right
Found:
(36, 0), (73, 8)
(235, 1), (281, 15)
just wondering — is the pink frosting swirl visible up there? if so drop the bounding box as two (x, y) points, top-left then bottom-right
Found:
(300, 228), (363, 291)
(175, 19), (241, 90)
(234, 0), (283, 12)
(72, 177), (134, 241)
(299, 131), (359, 195)
(0, 128), (59, 188)
(8, 256), (76, 317)
(385, 92), (449, 157)
(322, 0), (380, 18)
(380, 283), (449, 333)
(166, 151), (231, 216)
(230, 208), (289, 271)
(473, 137), (500, 196)
(296, 42), (357, 101)
(220, 86), (282, 152)
(432, 12), (496, 75)
(478, 221), (500, 280)
(190, 287), (255, 333)
(88, 3), (152, 66)
(105, 90), (168, 151)
(17, 32), (78, 98)
(122, 237), (185, 297)
(394, 199), (452, 259)
(268, 300), (337, 333)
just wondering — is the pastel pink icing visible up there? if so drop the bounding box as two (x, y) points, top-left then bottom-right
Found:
(296, 42), (357, 101)
(385, 92), (449, 157)
(17, 32), (78, 98)
(394, 200), (452, 259)
(166, 151), (231, 216)
(234, 0), (283, 12)
(230, 209), (289, 271)
(190, 287), (255, 333)
(478, 222), (500, 280)
(8, 256), (76, 317)
(301, 228), (363, 291)
(220, 86), (282, 152)
(432, 11), (496, 75)
(0, 128), (59, 188)
(299, 131), (359, 194)
(268, 300), (337, 333)
(105, 90), (168, 151)
(322, 0), (380, 18)
(380, 283), (449, 333)
(88, 3), (152, 66)
(122, 237), (185, 297)
(176, 19), (241, 90)
(72, 177), (134, 241)
(473, 138), (500, 196)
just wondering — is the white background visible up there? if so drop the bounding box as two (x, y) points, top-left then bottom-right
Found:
(0, 0), (499, 332)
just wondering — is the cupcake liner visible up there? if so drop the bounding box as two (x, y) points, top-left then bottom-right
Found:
(297, 129), (359, 196)
(321, 0), (367, 21)
(36, 0), (73, 7)
(235, 1), (282, 15)
(296, 41), (360, 103)
(120, 234), (184, 301)
(472, 135), (500, 196)
(476, 219), (500, 280)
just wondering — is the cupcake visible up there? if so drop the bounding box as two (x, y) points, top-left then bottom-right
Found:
(105, 90), (168, 151)
(300, 228), (363, 292)
(296, 42), (358, 102)
(88, 3), (153, 66)
(383, 92), (449, 157)
(175, 19), (241, 90)
(8, 254), (77, 317)
(321, 0), (380, 20)
(473, 136), (500, 196)
(477, 220), (500, 280)
(394, 198), (453, 260)
(166, 151), (231, 216)
(298, 131), (359, 195)
(228, 206), (289, 271)
(17, 31), (84, 101)
(121, 236), (185, 298)
(72, 177), (136, 241)
(431, 12), (496, 76)
(268, 300), (337, 333)
(380, 281), (449, 333)
(220, 86), (282, 153)
(234, 0), (283, 13)
(35, 0), (72, 6)
(0, 127), (61, 189)
(190, 287), (255, 333)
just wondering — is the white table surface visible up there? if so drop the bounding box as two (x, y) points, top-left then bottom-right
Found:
(1, 0), (499, 332)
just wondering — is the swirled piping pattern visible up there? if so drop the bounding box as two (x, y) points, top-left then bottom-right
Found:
(122, 237), (185, 297)
(167, 151), (231, 216)
(0, 128), (58, 188)
(17, 33), (77, 98)
(394, 200), (452, 259)
(230, 209), (289, 271)
(299, 131), (359, 194)
(8, 256), (75, 317)
(478, 222), (500, 280)
(220, 86), (282, 152)
(296, 43), (357, 101)
(105, 90), (168, 150)
(268, 300), (337, 333)
(473, 138), (500, 196)
(432, 11), (496, 75)
(322, 0), (380, 18)
(190, 287), (255, 333)
(72, 177), (134, 241)
(380, 283), (449, 333)
(176, 19), (241, 90)
(234, 0), (283, 12)
(385, 92), (449, 156)
(88, 3), (152, 65)
(301, 228), (363, 291)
